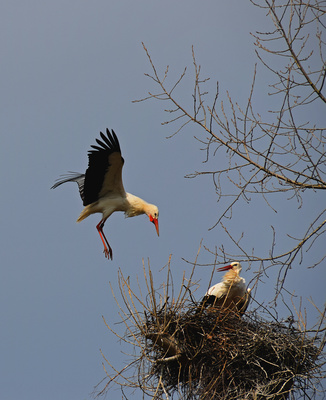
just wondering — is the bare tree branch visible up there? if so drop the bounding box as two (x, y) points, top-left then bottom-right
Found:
(134, 0), (326, 301)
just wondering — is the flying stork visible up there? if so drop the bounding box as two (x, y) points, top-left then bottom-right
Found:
(51, 128), (159, 260)
(200, 262), (251, 314)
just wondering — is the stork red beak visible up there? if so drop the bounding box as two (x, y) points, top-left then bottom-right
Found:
(149, 215), (159, 236)
(217, 264), (233, 272)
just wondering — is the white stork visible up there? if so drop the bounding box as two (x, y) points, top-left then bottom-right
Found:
(51, 128), (159, 260)
(200, 262), (251, 314)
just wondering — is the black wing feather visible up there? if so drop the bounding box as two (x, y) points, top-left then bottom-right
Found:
(83, 128), (124, 205)
(200, 295), (219, 307)
(100, 130), (113, 147)
(51, 172), (86, 203)
(91, 144), (105, 151)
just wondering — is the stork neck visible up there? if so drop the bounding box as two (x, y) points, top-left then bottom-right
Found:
(223, 270), (244, 286)
(125, 193), (149, 217)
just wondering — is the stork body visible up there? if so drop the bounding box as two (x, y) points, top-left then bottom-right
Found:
(51, 129), (159, 260)
(201, 262), (251, 314)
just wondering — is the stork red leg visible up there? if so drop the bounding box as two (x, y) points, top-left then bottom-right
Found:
(96, 220), (113, 260)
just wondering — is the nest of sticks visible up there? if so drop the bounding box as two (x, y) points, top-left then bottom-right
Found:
(98, 263), (325, 399)
(144, 305), (322, 399)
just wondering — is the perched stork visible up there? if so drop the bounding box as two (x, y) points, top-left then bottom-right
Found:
(200, 262), (251, 314)
(51, 128), (159, 260)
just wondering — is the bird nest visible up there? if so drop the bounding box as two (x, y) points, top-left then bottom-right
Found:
(97, 262), (325, 399)
(144, 306), (321, 399)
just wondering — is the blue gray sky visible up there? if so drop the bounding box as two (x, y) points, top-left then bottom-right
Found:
(1, 1), (325, 399)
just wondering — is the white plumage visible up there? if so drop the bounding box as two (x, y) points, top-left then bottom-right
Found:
(200, 262), (251, 314)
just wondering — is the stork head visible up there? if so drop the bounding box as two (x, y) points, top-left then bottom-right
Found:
(217, 262), (242, 274)
(147, 205), (159, 236)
